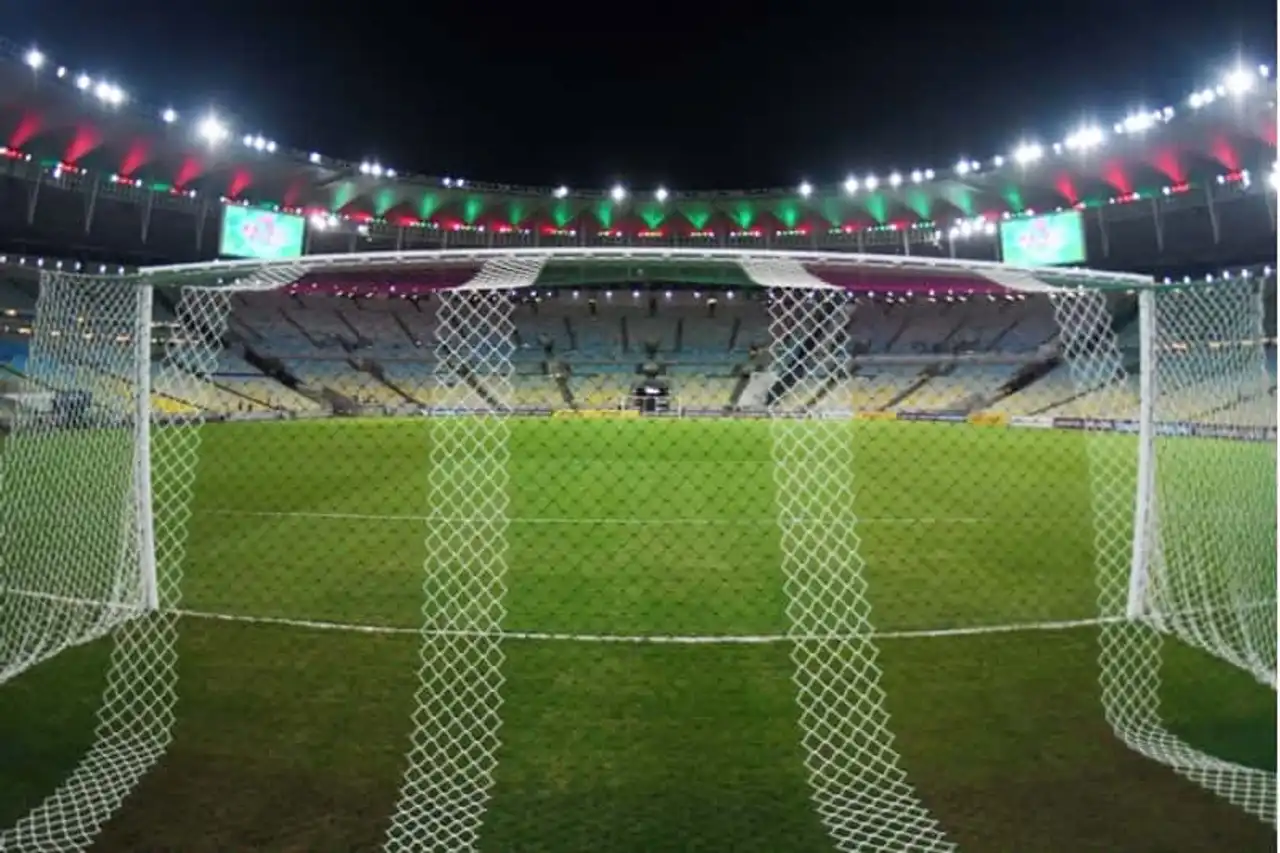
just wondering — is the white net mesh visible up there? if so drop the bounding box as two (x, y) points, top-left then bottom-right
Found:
(0, 275), (151, 685)
(0, 256), (1273, 852)
(761, 276), (954, 851)
(385, 257), (542, 852)
(1052, 281), (1277, 825)
(0, 273), (224, 851)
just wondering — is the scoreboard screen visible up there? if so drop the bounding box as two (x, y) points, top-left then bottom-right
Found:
(219, 206), (306, 260)
(999, 210), (1086, 267)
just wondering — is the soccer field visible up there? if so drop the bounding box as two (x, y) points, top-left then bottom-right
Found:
(1, 416), (1275, 852)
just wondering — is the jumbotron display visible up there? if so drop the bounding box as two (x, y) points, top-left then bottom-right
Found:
(219, 205), (306, 260)
(999, 210), (1087, 267)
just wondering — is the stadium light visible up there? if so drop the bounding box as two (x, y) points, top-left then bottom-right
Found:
(1012, 143), (1043, 165)
(910, 169), (924, 184)
(195, 114), (229, 146)
(24, 49), (44, 70)
(75, 73), (91, 91)
(864, 175), (879, 191)
(553, 185), (569, 199)
(1064, 126), (1104, 152)
(610, 184), (627, 202)
(94, 81), (126, 106)
(1224, 68), (1255, 95)
(161, 108), (178, 124)
(244, 134), (276, 153)
(654, 187), (669, 202)
(888, 172), (903, 188)
(954, 159), (972, 175)
(843, 176), (859, 194)
(797, 181), (813, 198)
(1119, 112), (1156, 134)
(309, 152), (322, 164)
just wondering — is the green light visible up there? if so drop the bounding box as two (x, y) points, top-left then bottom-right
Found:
(637, 203), (667, 230)
(462, 196), (485, 225)
(904, 189), (932, 220)
(677, 202), (712, 230)
(939, 185), (976, 217)
(373, 189), (397, 217)
(818, 197), (845, 226)
(330, 182), (359, 213)
(551, 201), (575, 228)
(730, 202), (757, 230)
(507, 201), (528, 225)
(594, 201), (614, 229)
(864, 193), (888, 225)
(1001, 187), (1025, 213)
(417, 193), (441, 220)
(772, 201), (801, 229)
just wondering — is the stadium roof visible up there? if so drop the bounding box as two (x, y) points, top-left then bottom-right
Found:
(0, 38), (1275, 239)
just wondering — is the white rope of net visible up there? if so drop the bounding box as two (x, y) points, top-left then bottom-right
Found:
(0, 275), (230, 851)
(1143, 283), (1276, 687)
(384, 255), (544, 852)
(1051, 285), (1277, 825)
(761, 277), (955, 852)
(0, 275), (149, 687)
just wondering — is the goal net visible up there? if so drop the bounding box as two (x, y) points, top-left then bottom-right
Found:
(0, 253), (1273, 852)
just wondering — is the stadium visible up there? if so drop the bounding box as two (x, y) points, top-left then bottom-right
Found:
(0, 35), (1276, 853)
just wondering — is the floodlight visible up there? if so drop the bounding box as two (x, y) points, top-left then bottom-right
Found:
(1013, 143), (1043, 165)
(888, 172), (903, 188)
(553, 186), (569, 199)
(610, 184), (627, 202)
(161, 108), (178, 124)
(654, 187), (669, 202)
(798, 181), (813, 198)
(24, 49), (44, 70)
(843, 176), (859, 194)
(1064, 126), (1104, 151)
(196, 114), (229, 145)
(1224, 68), (1255, 95)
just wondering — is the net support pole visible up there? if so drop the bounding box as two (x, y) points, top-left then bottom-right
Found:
(133, 281), (158, 612)
(1126, 287), (1157, 620)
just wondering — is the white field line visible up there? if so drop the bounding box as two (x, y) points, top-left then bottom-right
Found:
(10, 588), (1269, 645)
(173, 608), (1122, 643)
(199, 508), (996, 526)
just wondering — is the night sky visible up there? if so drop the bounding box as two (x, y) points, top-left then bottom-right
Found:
(2, 1), (1275, 190)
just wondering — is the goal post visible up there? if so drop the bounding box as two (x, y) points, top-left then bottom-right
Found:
(0, 248), (1273, 850)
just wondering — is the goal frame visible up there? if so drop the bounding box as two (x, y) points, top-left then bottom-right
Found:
(5, 246), (1273, 851)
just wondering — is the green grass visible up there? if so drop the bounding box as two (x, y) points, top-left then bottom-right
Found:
(1, 416), (1275, 852)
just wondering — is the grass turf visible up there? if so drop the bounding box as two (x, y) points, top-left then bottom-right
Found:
(1, 416), (1275, 852)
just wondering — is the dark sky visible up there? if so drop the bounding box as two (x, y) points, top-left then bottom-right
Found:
(2, 1), (1275, 190)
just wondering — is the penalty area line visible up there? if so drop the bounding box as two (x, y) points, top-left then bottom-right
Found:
(174, 607), (1121, 643)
